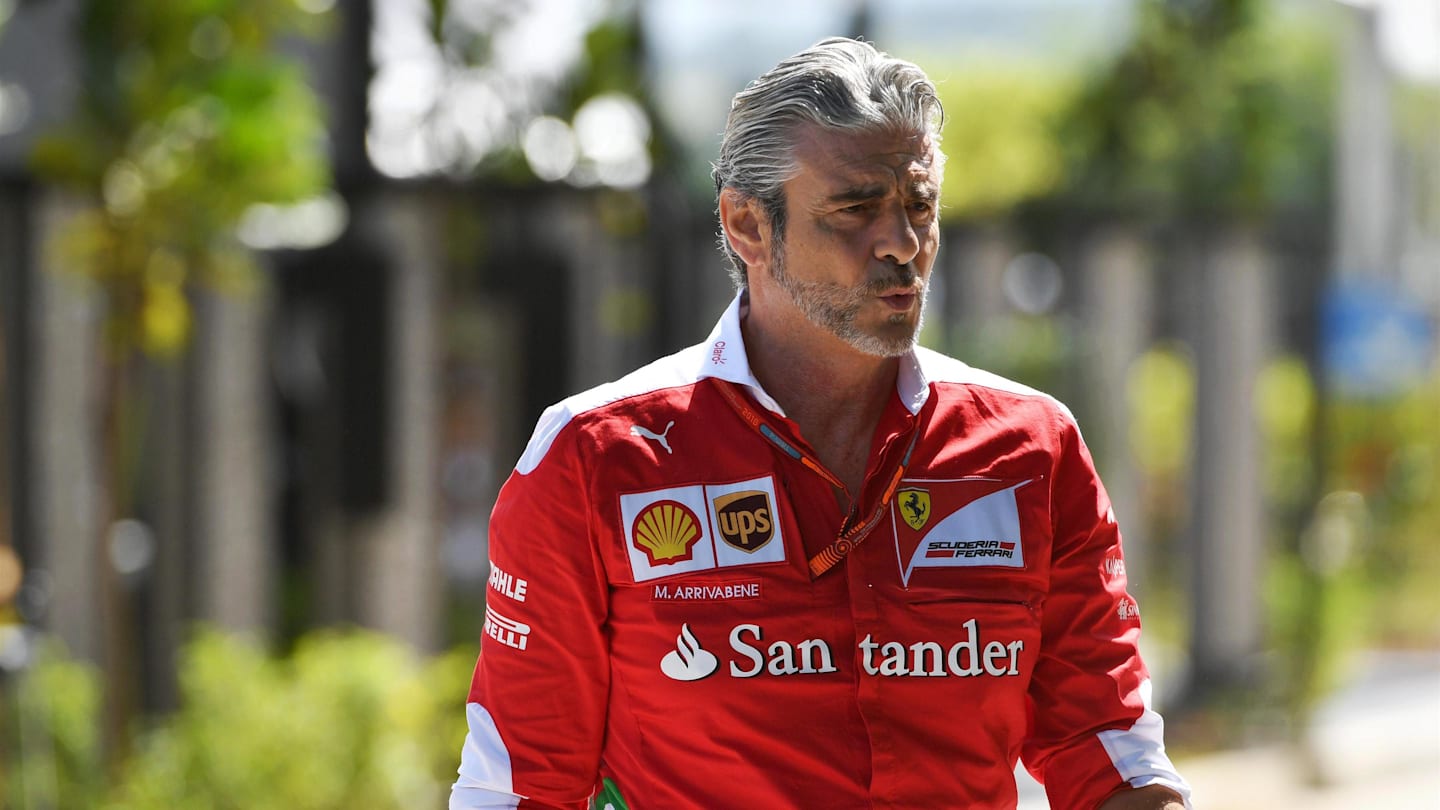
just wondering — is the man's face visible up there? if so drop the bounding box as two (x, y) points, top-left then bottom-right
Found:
(766, 125), (941, 358)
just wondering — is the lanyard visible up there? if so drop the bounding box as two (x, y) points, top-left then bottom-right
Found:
(715, 381), (920, 578)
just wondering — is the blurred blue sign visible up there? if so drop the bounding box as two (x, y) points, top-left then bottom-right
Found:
(1323, 278), (1436, 398)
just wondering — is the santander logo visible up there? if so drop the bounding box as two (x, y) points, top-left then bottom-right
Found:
(660, 623), (718, 681)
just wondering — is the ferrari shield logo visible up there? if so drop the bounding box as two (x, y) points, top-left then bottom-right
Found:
(897, 488), (931, 531)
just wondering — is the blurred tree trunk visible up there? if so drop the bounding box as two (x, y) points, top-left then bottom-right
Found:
(192, 284), (274, 635)
(1079, 227), (1153, 598)
(34, 192), (102, 662)
(350, 192), (441, 652)
(95, 335), (138, 767)
(1188, 225), (1271, 694)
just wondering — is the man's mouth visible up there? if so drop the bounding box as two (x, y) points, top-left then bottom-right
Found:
(878, 286), (919, 311)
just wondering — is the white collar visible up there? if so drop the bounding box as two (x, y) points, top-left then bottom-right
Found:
(696, 291), (932, 417)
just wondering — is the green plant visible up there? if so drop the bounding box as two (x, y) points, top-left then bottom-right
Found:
(1, 643), (106, 809)
(102, 629), (472, 810)
(1, 630), (476, 809)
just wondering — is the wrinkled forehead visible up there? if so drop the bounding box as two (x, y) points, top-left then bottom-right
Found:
(791, 124), (942, 188)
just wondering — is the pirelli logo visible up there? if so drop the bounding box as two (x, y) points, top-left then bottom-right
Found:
(713, 490), (773, 553)
(483, 605), (531, 651)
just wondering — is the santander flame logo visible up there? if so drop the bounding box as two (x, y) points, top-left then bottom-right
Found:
(660, 623), (718, 681)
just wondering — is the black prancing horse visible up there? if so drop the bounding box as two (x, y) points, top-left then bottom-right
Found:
(903, 492), (926, 524)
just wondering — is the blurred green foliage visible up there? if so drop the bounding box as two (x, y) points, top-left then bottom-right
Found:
(1060, 0), (1336, 217)
(411, 2), (657, 189)
(1124, 345), (1197, 614)
(566, 15), (650, 116)
(1257, 357), (1440, 726)
(1255, 357), (1318, 511)
(930, 62), (1076, 218)
(1128, 345), (1197, 481)
(31, 0), (332, 356)
(920, 0), (1336, 222)
(1267, 491), (1370, 728)
(2, 642), (104, 809)
(943, 313), (1073, 396)
(1326, 380), (1440, 645)
(1395, 81), (1440, 183)
(1, 630), (476, 809)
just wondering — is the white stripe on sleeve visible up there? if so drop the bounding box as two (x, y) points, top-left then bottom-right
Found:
(1096, 680), (1195, 808)
(450, 702), (523, 810)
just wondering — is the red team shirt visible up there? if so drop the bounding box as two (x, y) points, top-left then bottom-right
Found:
(452, 296), (1191, 810)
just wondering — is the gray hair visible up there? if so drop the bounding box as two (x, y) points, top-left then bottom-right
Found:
(712, 37), (944, 287)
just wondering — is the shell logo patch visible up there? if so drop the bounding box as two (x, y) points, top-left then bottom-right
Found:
(632, 500), (703, 565)
(620, 476), (787, 584)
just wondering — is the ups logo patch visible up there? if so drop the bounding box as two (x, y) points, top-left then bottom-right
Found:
(713, 490), (773, 553)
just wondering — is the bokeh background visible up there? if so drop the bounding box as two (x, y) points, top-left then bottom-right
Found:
(0, 0), (1436, 807)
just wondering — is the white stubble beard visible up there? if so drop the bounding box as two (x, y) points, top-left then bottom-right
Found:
(768, 240), (928, 358)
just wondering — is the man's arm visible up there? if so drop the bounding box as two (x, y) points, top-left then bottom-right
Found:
(451, 407), (610, 810)
(1020, 410), (1191, 809)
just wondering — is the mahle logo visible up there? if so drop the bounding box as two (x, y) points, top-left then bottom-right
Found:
(632, 500), (702, 566)
(713, 490), (773, 553)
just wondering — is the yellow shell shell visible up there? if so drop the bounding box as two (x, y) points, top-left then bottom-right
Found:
(634, 501), (700, 562)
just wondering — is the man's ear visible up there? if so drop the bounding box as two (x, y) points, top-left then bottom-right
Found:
(719, 188), (771, 271)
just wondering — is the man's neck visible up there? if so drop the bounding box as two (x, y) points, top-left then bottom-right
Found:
(741, 295), (900, 496)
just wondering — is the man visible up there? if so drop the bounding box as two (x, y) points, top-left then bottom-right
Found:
(452, 38), (1191, 810)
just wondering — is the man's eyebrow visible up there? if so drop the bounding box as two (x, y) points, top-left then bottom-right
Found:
(824, 184), (887, 205)
(907, 180), (939, 201)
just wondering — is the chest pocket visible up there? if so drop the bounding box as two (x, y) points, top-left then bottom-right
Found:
(890, 476), (1049, 591)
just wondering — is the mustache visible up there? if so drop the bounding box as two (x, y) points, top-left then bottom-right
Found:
(863, 265), (921, 294)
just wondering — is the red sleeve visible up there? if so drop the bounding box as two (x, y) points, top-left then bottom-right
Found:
(453, 411), (610, 810)
(1021, 411), (1188, 809)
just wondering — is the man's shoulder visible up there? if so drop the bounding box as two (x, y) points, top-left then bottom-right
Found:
(515, 342), (709, 474)
(914, 346), (1076, 423)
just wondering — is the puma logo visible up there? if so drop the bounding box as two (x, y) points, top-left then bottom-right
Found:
(630, 421), (675, 454)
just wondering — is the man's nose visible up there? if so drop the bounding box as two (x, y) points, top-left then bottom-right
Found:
(874, 203), (921, 266)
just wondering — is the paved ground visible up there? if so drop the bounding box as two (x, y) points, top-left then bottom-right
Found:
(1018, 650), (1440, 809)
(1163, 743), (1439, 809)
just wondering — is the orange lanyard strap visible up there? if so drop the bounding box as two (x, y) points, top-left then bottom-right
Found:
(715, 381), (920, 578)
